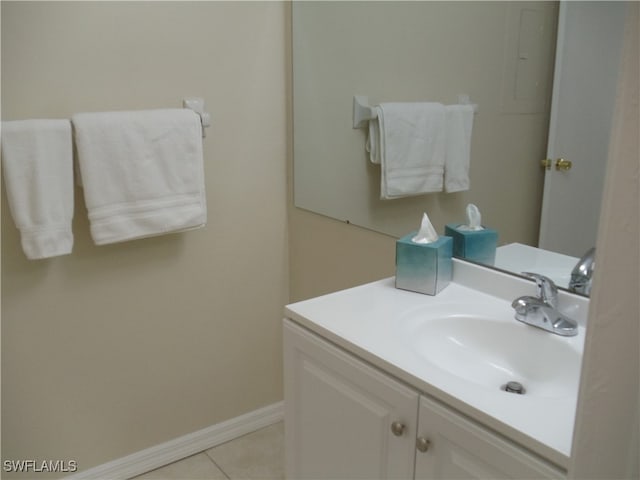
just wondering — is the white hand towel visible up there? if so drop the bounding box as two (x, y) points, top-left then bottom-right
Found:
(72, 109), (206, 245)
(444, 104), (474, 193)
(373, 102), (447, 199)
(1, 119), (74, 259)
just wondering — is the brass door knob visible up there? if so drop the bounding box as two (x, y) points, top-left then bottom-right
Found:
(416, 437), (431, 452)
(390, 421), (406, 437)
(555, 158), (572, 171)
(541, 158), (552, 170)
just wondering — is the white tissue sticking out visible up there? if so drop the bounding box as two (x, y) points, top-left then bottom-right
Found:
(412, 213), (439, 244)
(457, 203), (484, 231)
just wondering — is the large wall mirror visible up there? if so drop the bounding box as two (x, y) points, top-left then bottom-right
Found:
(292, 1), (627, 294)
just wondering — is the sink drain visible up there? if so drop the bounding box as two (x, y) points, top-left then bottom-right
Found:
(501, 381), (526, 395)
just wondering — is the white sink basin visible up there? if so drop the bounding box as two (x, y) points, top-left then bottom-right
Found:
(399, 306), (582, 398)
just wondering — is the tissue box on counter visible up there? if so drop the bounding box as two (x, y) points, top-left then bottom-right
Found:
(395, 234), (453, 296)
(444, 224), (498, 265)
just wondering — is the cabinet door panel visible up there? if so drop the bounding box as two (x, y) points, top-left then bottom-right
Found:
(415, 396), (564, 479)
(284, 320), (419, 479)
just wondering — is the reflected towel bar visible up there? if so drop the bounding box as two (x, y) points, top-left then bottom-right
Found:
(352, 94), (478, 129)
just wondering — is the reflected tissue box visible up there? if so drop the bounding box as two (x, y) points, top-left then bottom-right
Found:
(395, 234), (453, 296)
(444, 224), (498, 265)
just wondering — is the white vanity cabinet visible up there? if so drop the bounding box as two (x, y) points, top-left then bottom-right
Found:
(284, 319), (565, 480)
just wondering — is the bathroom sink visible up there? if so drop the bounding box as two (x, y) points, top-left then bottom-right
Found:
(286, 268), (590, 462)
(398, 305), (582, 398)
(286, 265), (590, 463)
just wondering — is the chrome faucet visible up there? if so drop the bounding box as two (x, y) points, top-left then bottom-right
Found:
(511, 272), (578, 336)
(569, 247), (595, 295)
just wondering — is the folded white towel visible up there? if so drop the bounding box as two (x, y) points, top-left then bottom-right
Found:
(72, 109), (206, 245)
(1, 119), (74, 259)
(444, 104), (474, 193)
(369, 102), (447, 199)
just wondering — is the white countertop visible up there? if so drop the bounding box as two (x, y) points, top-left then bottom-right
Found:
(285, 260), (589, 469)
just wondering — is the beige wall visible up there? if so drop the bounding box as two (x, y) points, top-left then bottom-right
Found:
(569, 3), (639, 477)
(1, 1), (288, 476)
(288, 208), (396, 302)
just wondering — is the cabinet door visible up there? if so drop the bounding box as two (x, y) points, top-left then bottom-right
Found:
(414, 396), (565, 479)
(284, 320), (419, 479)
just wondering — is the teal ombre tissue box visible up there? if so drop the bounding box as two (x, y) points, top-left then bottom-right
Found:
(444, 224), (498, 265)
(395, 234), (453, 296)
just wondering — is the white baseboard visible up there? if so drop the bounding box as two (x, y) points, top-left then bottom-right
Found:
(67, 401), (284, 480)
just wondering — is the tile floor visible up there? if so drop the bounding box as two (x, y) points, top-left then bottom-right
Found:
(132, 422), (284, 480)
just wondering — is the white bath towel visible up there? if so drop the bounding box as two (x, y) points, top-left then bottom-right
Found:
(370, 102), (447, 199)
(444, 104), (474, 193)
(1, 119), (74, 259)
(72, 109), (206, 245)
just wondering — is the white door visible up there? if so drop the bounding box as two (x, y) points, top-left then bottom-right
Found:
(283, 320), (419, 480)
(538, 1), (626, 257)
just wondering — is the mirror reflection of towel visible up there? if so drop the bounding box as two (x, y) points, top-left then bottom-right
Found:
(444, 104), (474, 193)
(369, 102), (447, 199)
(366, 102), (474, 198)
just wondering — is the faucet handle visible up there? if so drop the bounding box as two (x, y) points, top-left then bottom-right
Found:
(522, 272), (558, 307)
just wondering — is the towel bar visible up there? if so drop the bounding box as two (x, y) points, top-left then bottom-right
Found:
(352, 94), (478, 129)
(183, 97), (211, 137)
